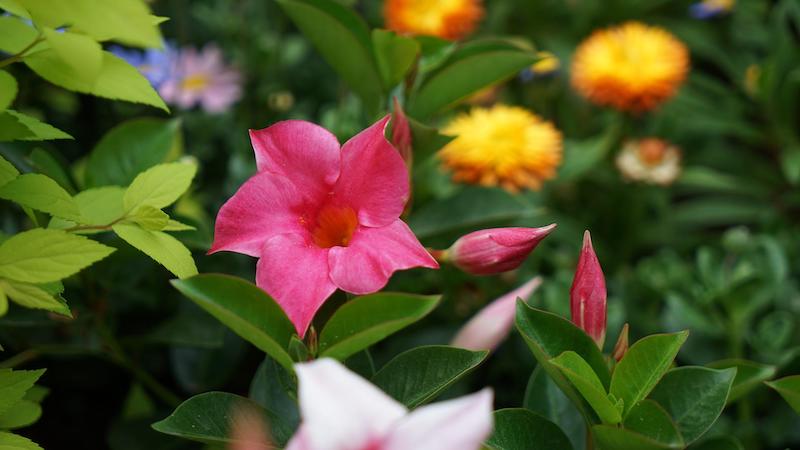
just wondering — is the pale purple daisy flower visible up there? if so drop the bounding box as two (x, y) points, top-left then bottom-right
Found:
(159, 44), (242, 113)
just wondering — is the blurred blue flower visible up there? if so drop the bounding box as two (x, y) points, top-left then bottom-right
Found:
(690, 0), (734, 19)
(109, 43), (177, 88)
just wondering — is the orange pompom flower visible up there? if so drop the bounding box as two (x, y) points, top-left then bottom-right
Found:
(571, 22), (689, 113)
(384, 0), (483, 41)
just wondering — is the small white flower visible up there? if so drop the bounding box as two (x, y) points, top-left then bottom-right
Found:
(616, 138), (682, 186)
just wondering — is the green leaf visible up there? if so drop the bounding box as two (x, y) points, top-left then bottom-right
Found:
(0, 110), (72, 141)
(707, 359), (776, 403)
(780, 145), (800, 184)
(688, 436), (745, 450)
(0, 280), (70, 316)
(48, 186), (124, 231)
(86, 118), (182, 187)
(0, 155), (19, 187)
(0, 71), (17, 111)
(319, 292), (441, 360)
(765, 375), (800, 413)
(515, 302), (610, 423)
(0, 228), (114, 283)
(372, 29), (419, 88)
(151, 392), (272, 445)
(524, 367), (586, 450)
(550, 351), (621, 424)
(623, 400), (683, 447)
(0, 432), (43, 450)
(610, 331), (689, 417)
(171, 274), (296, 372)
(649, 366), (736, 444)
(123, 162), (196, 212)
(29, 148), (76, 193)
(0, 400), (41, 429)
(409, 39), (538, 119)
(25, 51), (168, 110)
(371, 345), (487, 408)
(0, 173), (81, 221)
(163, 220), (195, 231)
(0, 368), (45, 416)
(485, 408), (573, 450)
(276, 0), (384, 113)
(128, 205), (169, 231)
(42, 28), (102, 85)
(592, 424), (682, 450)
(112, 223), (197, 279)
(0, 15), (36, 54)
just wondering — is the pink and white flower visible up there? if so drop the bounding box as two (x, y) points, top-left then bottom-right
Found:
(210, 117), (438, 336)
(159, 44), (242, 113)
(286, 358), (494, 450)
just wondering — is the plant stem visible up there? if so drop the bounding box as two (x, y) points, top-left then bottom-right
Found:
(64, 217), (125, 233)
(0, 34), (45, 69)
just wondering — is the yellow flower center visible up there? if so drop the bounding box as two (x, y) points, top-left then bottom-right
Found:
(310, 205), (358, 248)
(384, 0), (483, 40)
(439, 105), (563, 192)
(181, 74), (210, 91)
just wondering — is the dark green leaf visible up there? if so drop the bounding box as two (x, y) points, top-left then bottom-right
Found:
(485, 408), (573, 450)
(624, 400), (683, 447)
(765, 375), (800, 413)
(592, 424), (682, 450)
(0, 368), (45, 416)
(707, 359), (776, 403)
(372, 29), (419, 88)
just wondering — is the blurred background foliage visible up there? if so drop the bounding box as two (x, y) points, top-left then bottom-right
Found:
(1, 0), (799, 448)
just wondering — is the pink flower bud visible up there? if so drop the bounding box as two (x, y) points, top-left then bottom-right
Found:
(570, 231), (607, 349)
(451, 277), (543, 351)
(446, 225), (556, 275)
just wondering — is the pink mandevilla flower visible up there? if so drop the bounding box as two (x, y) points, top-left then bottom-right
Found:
(447, 225), (556, 275)
(451, 276), (542, 351)
(286, 358), (494, 450)
(210, 117), (438, 336)
(159, 44), (242, 113)
(570, 230), (607, 348)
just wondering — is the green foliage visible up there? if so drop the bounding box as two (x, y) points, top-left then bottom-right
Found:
(123, 162), (197, 212)
(112, 224), (197, 279)
(0, 110), (72, 141)
(765, 375), (800, 413)
(0, 173), (80, 221)
(707, 359), (775, 404)
(372, 29), (419, 89)
(0, 71), (16, 111)
(485, 409), (573, 450)
(550, 351), (622, 424)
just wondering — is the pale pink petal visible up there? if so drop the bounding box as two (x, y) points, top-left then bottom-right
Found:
(209, 172), (305, 257)
(451, 277), (543, 351)
(249, 121), (341, 199)
(199, 44), (223, 72)
(201, 83), (241, 113)
(333, 115), (408, 227)
(284, 426), (311, 450)
(257, 233), (336, 337)
(383, 389), (494, 450)
(293, 359), (407, 450)
(328, 220), (438, 294)
(158, 79), (179, 103)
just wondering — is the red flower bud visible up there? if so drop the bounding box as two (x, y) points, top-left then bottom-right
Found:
(446, 225), (556, 275)
(570, 230), (607, 348)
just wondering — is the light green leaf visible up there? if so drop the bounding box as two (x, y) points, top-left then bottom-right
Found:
(86, 118), (182, 187)
(128, 205), (169, 231)
(0, 110), (72, 141)
(0, 280), (70, 316)
(0, 431), (43, 450)
(0, 15), (36, 54)
(25, 51), (168, 110)
(372, 29), (419, 88)
(0, 173), (81, 220)
(0, 400), (41, 429)
(610, 331), (689, 417)
(171, 274), (296, 372)
(0, 228), (114, 283)
(0, 155), (19, 187)
(551, 351), (622, 424)
(275, 0), (384, 114)
(112, 223), (197, 279)
(42, 28), (102, 84)
(485, 408), (573, 450)
(49, 186), (124, 231)
(0, 289), (7, 316)
(163, 220), (195, 231)
(0, 0), (31, 19)
(765, 375), (800, 413)
(0, 368), (45, 416)
(123, 162), (197, 212)
(707, 359), (776, 403)
(0, 71), (17, 111)
(371, 345), (487, 408)
(649, 366), (736, 444)
(318, 292), (441, 360)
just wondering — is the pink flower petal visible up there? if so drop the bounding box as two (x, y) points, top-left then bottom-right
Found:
(249, 121), (341, 199)
(328, 220), (438, 294)
(209, 172), (305, 257)
(284, 426), (311, 450)
(292, 359), (407, 450)
(451, 277), (543, 351)
(334, 115), (409, 227)
(383, 389), (494, 450)
(256, 233), (336, 337)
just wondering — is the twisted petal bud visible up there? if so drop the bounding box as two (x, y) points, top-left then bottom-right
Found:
(570, 231), (607, 349)
(612, 323), (629, 362)
(446, 225), (556, 275)
(451, 277), (543, 351)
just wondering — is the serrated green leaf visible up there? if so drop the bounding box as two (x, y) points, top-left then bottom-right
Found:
(86, 118), (182, 187)
(707, 359), (777, 403)
(171, 274), (296, 372)
(42, 28), (102, 85)
(372, 29), (419, 88)
(128, 205), (169, 231)
(0, 15), (37, 54)
(112, 223), (197, 279)
(0, 368), (45, 416)
(123, 162), (196, 212)
(48, 186), (124, 231)
(371, 345), (487, 408)
(0, 431), (43, 450)
(765, 375), (800, 413)
(0, 173), (81, 221)
(25, 51), (167, 110)
(0, 400), (41, 429)
(0, 71), (17, 111)
(163, 219), (195, 231)
(485, 408), (573, 450)
(0, 155), (19, 187)
(318, 292), (441, 360)
(551, 351), (621, 424)
(0, 110), (72, 141)
(610, 331), (689, 418)
(0, 228), (114, 283)
(0, 280), (70, 316)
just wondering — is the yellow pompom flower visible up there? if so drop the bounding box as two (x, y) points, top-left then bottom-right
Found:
(384, 0), (483, 41)
(571, 22), (689, 113)
(439, 105), (563, 192)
